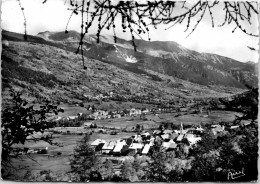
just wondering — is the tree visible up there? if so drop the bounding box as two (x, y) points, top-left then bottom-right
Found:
(70, 133), (100, 181)
(219, 88), (258, 123)
(135, 124), (141, 132)
(148, 146), (168, 182)
(120, 159), (142, 182)
(190, 129), (218, 156)
(121, 160), (133, 181)
(189, 125), (258, 182)
(140, 113), (146, 120)
(98, 159), (114, 180)
(236, 128), (258, 181)
(1, 92), (63, 177)
(189, 153), (221, 181)
(17, 0), (258, 68)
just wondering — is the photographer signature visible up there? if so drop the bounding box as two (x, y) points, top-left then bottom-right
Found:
(227, 168), (245, 180)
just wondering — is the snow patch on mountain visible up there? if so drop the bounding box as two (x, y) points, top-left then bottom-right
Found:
(125, 55), (138, 63)
(114, 45), (138, 63)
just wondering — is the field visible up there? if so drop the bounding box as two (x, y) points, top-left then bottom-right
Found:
(9, 110), (239, 180)
(157, 110), (238, 125)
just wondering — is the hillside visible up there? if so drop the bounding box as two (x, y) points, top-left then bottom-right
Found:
(35, 30), (258, 89)
(1, 30), (249, 105)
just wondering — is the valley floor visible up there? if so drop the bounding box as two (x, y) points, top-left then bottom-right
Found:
(8, 109), (239, 181)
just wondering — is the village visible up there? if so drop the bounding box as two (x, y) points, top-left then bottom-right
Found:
(12, 110), (253, 162)
(90, 123), (203, 157)
(89, 118), (254, 160)
(5, 85), (257, 182)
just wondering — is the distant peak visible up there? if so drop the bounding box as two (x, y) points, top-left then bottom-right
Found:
(37, 30), (51, 34)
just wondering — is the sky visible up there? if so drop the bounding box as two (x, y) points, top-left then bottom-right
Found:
(1, 0), (259, 63)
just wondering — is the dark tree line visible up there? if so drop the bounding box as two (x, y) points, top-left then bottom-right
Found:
(219, 87), (258, 122)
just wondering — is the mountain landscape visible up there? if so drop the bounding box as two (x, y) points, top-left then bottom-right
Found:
(1, 30), (258, 106)
(2, 0), (259, 182)
(38, 30), (259, 88)
(1, 28), (258, 183)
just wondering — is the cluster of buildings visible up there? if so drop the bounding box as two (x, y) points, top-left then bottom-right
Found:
(53, 113), (83, 121)
(90, 120), (254, 157)
(88, 108), (149, 120)
(90, 123), (203, 157)
(211, 120), (253, 135)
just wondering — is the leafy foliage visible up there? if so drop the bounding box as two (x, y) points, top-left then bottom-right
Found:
(189, 126), (258, 182)
(220, 88), (258, 122)
(1, 92), (63, 175)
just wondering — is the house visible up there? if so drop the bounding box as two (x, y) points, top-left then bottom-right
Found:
(129, 108), (142, 116)
(89, 110), (108, 120)
(163, 130), (173, 134)
(67, 115), (78, 120)
(161, 134), (170, 140)
(184, 134), (201, 145)
(153, 130), (162, 135)
(187, 126), (204, 135)
(129, 143), (144, 154)
(84, 122), (95, 128)
(211, 125), (225, 135)
(141, 132), (150, 137)
(141, 108), (149, 114)
(142, 144), (151, 155)
(226, 125), (239, 130)
(114, 114), (121, 118)
(113, 140), (126, 155)
(91, 139), (106, 147)
(176, 134), (184, 142)
(162, 139), (177, 151)
(102, 141), (116, 154)
(130, 108), (136, 116)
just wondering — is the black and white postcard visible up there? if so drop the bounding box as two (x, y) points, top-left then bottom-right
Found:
(1, 0), (259, 182)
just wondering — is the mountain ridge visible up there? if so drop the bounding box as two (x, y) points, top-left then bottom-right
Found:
(2, 30), (250, 105)
(36, 30), (255, 64)
(34, 30), (258, 89)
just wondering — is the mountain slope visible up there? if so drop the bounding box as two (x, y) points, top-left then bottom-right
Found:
(2, 30), (247, 105)
(34, 30), (258, 89)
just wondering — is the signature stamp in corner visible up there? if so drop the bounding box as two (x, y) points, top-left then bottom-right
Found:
(227, 168), (245, 180)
